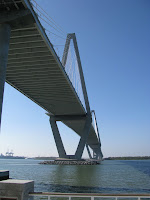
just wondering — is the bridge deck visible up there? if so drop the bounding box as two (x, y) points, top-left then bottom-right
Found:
(7, 24), (85, 116)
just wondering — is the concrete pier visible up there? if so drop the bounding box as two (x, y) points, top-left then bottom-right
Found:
(40, 160), (100, 165)
(0, 179), (34, 200)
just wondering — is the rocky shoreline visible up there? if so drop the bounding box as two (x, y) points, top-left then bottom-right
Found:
(39, 160), (100, 165)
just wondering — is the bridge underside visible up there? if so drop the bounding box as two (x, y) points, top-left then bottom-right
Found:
(0, 0), (103, 160)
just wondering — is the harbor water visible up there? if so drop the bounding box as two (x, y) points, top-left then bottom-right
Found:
(0, 159), (150, 194)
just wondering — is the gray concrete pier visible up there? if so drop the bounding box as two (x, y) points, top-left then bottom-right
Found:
(40, 159), (100, 165)
(0, 179), (34, 200)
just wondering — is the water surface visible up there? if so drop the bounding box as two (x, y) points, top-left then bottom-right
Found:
(0, 159), (150, 193)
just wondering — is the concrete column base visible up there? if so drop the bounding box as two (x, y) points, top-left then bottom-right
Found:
(0, 179), (34, 200)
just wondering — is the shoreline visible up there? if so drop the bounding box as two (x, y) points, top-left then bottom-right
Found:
(104, 156), (150, 160)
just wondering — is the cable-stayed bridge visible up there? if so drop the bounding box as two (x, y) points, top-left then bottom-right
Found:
(0, 0), (103, 160)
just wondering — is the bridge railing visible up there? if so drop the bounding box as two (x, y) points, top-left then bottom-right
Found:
(29, 192), (150, 200)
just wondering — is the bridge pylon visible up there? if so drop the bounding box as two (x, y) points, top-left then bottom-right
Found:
(49, 33), (103, 161)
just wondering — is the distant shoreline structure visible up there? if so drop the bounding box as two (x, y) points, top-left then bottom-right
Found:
(104, 156), (150, 160)
(0, 152), (25, 159)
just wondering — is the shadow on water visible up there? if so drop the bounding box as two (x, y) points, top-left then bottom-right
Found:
(45, 164), (100, 186)
(35, 183), (150, 194)
(121, 160), (150, 177)
(35, 162), (150, 194)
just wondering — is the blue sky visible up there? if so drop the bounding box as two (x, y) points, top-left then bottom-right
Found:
(0, 0), (150, 158)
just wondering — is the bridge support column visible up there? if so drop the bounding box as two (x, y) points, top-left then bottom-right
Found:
(93, 151), (98, 160)
(0, 24), (11, 129)
(75, 115), (92, 160)
(86, 144), (92, 159)
(49, 116), (67, 158)
(93, 148), (103, 160)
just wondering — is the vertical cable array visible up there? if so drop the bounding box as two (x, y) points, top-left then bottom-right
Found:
(30, 0), (67, 60)
(64, 40), (86, 109)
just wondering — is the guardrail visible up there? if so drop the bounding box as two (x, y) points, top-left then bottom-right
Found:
(29, 192), (150, 200)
